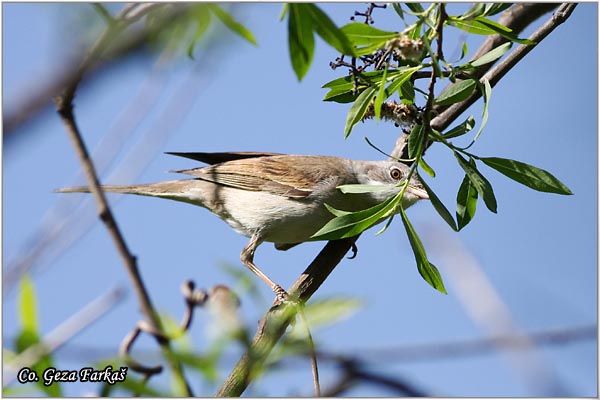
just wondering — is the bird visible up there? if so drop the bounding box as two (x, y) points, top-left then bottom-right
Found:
(57, 151), (429, 301)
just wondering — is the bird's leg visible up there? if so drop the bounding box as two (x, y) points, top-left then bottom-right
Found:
(241, 235), (289, 304)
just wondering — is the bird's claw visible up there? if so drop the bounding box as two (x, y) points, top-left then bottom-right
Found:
(272, 284), (290, 306)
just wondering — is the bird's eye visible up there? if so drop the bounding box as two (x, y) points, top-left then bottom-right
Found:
(390, 167), (403, 180)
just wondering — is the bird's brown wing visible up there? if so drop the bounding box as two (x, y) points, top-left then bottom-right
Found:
(174, 155), (347, 199)
(166, 151), (283, 165)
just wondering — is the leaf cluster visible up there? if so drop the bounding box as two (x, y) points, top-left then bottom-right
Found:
(284, 3), (573, 294)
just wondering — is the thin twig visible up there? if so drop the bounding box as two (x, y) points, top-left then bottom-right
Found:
(217, 4), (577, 396)
(215, 237), (358, 396)
(297, 307), (321, 396)
(54, 3), (192, 395)
(431, 3), (576, 134)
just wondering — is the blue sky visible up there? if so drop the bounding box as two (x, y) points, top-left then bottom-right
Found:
(3, 3), (597, 396)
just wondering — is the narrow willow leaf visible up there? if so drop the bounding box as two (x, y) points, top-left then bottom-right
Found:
(448, 17), (497, 35)
(288, 4), (314, 80)
(443, 115), (475, 138)
(187, 5), (211, 59)
(304, 4), (355, 56)
(470, 78), (491, 145)
(312, 193), (398, 240)
(288, 298), (364, 339)
(208, 4), (257, 45)
(419, 157), (436, 177)
(385, 65), (422, 97)
(278, 3), (289, 21)
(471, 42), (512, 67)
(399, 80), (415, 104)
(341, 23), (397, 56)
(400, 208), (447, 294)
(475, 17), (535, 45)
(435, 79), (477, 105)
(322, 70), (385, 89)
(461, 42), (468, 60)
(375, 214), (394, 236)
(407, 124), (424, 159)
(481, 157), (573, 195)
(460, 3), (487, 20)
(323, 88), (359, 104)
(392, 2), (404, 19)
(456, 174), (478, 230)
(340, 23), (398, 44)
(419, 174), (458, 231)
(324, 203), (352, 217)
(483, 3), (512, 17)
(344, 86), (377, 137)
(455, 152), (497, 213)
(19, 275), (38, 332)
(17, 276), (62, 397)
(322, 70), (386, 103)
(337, 183), (397, 194)
(405, 3), (425, 14)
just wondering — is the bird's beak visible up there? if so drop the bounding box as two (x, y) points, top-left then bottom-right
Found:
(408, 185), (429, 200)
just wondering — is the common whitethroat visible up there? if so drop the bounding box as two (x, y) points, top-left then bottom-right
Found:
(57, 151), (429, 301)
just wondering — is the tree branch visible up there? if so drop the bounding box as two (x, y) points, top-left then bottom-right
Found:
(4, 4), (190, 139)
(392, 3), (573, 159)
(54, 3), (192, 395)
(216, 3), (578, 396)
(215, 237), (358, 396)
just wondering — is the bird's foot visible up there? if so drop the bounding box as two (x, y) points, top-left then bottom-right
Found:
(272, 284), (290, 306)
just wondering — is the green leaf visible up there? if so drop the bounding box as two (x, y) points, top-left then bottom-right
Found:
(448, 17), (497, 35)
(322, 70), (385, 102)
(385, 65), (423, 97)
(19, 275), (38, 332)
(448, 16), (534, 45)
(288, 297), (364, 339)
(461, 42), (469, 60)
(399, 80), (415, 104)
(324, 203), (352, 217)
(16, 276), (62, 397)
(443, 115), (475, 138)
(400, 208), (447, 294)
(419, 175), (458, 231)
(278, 3), (289, 21)
(459, 3), (487, 20)
(456, 174), (478, 230)
(208, 4), (257, 46)
(455, 153), (497, 213)
(481, 157), (573, 195)
(323, 89), (359, 104)
(471, 42), (512, 67)
(405, 3), (425, 14)
(312, 194), (398, 240)
(187, 6), (211, 59)
(322, 70), (386, 89)
(435, 79), (477, 106)
(419, 157), (436, 177)
(304, 4), (355, 56)
(468, 78), (492, 146)
(337, 183), (397, 194)
(474, 16), (536, 45)
(344, 85), (377, 137)
(341, 23), (398, 56)
(288, 3), (314, 80)
(392, 3), (404, 19)
(483, 3), (513, 17)
(407, 123), (425, 159)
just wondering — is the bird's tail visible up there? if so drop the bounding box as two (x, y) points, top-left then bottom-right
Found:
(54, 180), (206, 204)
